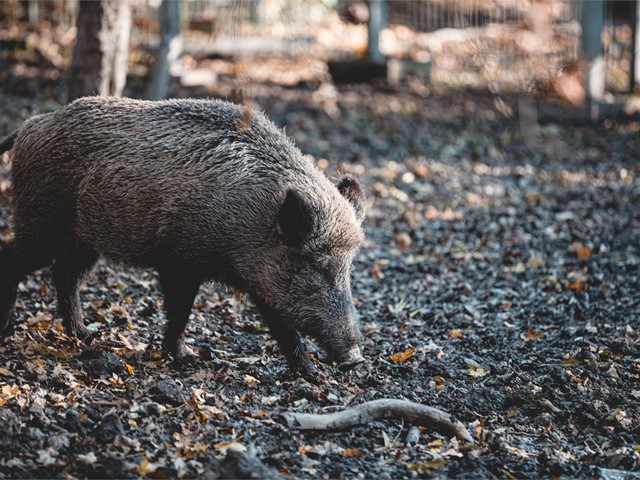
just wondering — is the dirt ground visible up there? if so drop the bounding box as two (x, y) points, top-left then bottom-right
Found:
(1, 73), (639, 478)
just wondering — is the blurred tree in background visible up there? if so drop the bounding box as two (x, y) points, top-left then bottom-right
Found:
(67, 0), (131, 101)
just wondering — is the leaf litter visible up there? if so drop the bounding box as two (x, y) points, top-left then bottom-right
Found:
(0, 78), (639, 478)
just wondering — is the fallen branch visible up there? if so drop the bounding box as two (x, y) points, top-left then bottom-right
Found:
(277, 399), (473, 443)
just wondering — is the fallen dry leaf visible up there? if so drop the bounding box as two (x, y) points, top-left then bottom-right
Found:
(448, 329), (464, 338)
(407, 459), (447, 472)
(341, 448), (362, 458)
(297, 444), (326, 456)
(390, 346), (416, 363)
(464, 359), (487, 377)
(26, 311), (54, 331)
(506, 445), (530, 458)
(243, 374), (260, 384)
(214, 441), (246, 454)
(108, 373), (125, 388)
(1, 384), (20, 398)
(570, 241), (592, 259)
(394, 232), (412, 251)
(565, 270), (589, 292)
(433, 375), (446, 390)
(501, 468), (518, 480)
(371, 259), (388, 279)
(526, 253), (544, 269)
(261, 395), (278, 406)
(521, 326), (544, 341)
(540, 398), (561, 413)
(135, 457), (159, 476)
(606, 365), (621, 382)
(77, 452), (97, 465)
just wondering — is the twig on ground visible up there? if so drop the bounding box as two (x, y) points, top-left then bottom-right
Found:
(277, 399), (473, 443)
(405, 425), (421, 445)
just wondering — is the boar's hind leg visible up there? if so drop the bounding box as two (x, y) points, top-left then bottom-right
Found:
(159, 272), (201, 360)
(51, 243), (98, 340)
(256, 303), (316, 376)
(0, 242), (54, 336)
(0, 246), (20, 335)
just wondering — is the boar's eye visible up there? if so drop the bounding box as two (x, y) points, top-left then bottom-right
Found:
(310, 257), (341, 285)
(278, 188), (314, 247)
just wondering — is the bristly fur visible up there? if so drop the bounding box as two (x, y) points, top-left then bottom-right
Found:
(0, 96), (367, 373)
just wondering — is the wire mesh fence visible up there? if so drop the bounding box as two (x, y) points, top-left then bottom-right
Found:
(0, 0), (636, 94)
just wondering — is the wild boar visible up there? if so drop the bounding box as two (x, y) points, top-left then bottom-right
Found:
(0, 96), (367, 374)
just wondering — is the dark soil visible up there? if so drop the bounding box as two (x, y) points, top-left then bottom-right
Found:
(1, 81), (639, 478)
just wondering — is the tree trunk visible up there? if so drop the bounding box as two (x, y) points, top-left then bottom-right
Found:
(146, 0), (182, 100)
(67, 0), (131, 102)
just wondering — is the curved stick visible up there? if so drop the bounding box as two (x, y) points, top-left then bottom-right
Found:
(278, 399), (473, 443)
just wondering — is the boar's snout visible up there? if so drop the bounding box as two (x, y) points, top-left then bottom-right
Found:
(336, 346), (365, 371)
(320, 304), (365, 371)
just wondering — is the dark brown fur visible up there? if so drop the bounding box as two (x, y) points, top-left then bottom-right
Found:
(0, 97), (366, 373)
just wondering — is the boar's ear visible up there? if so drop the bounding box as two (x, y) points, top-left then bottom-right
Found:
(337, 174), (366, 223)
(278, 188), (314, 247)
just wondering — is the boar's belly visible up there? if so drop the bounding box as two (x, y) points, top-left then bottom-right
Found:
(74, 165), (222, 268)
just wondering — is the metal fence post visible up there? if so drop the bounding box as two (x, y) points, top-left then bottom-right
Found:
(580, 0), (605, 119)
(633, 0), (640, 90)
(368, 0), (387, 62)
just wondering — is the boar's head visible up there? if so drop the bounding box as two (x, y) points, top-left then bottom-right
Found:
(251, 173), (367, 372)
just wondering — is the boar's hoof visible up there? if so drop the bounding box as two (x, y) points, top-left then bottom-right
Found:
(337, 347), (365, 371)
(288, 357), (320, 380)
(70, 325), (93, 343)
(0, 319), (15, 337)
(164, 340), (198, 365)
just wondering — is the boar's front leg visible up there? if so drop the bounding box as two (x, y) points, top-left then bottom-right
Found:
(256, 302), (317, 376)
(52, 243), (98, 340)
(159, 271), (201, 361)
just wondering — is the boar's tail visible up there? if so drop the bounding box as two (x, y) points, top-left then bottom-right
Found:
(0, 131), (18, 155)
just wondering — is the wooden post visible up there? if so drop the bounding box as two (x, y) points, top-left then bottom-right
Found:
(67, 0), (131, 101)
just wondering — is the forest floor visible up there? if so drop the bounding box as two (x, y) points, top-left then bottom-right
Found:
(1, 75), (640, 478)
